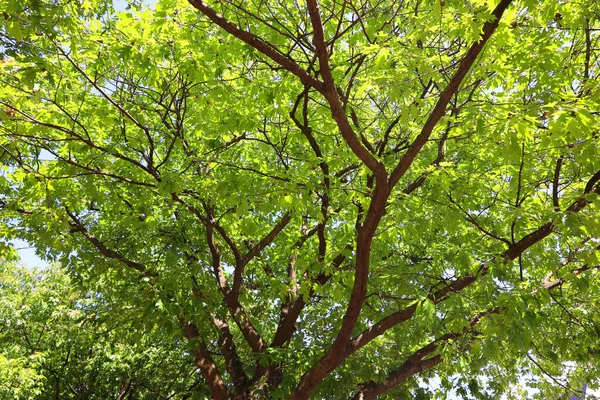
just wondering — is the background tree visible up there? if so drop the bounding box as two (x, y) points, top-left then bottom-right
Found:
(0, 259), (209, 399)
(1, 0), (599, 398)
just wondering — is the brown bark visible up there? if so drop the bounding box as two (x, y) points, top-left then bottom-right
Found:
(351, 310), (498, 399)
(183, 321), (231, 400)
(211, 316), (250, 393)
(292, 1), (514, 397)
(187, 0), (325, 93)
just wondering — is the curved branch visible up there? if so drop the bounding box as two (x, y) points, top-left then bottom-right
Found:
(187, 0), (324, 92)
(351, 249), (600, 399)
(350, 309), (498, 400)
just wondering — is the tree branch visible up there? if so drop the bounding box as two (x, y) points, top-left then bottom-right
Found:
(182, 320), (232, 400)
(449, 194), (512, 246)
(350, 309), (498, 399)
(346, 169), (600, 357)
(56, 47), (150, 138)
(352, 249), (600, 399)
(170, 194), (268, 354)
(243, 213), (292, 265)
(553, 156), (563, 211)
(306, 0), (385, 177)
(211, 315), (250, 393)
(271, 249), (348, 348)
(293, 180), (389, 398)
(206, 224), (229, 293)
(187, 0), (324, 92)
(292, 2), (513, 396)
(66, 210), (156, 277)
(388, 0), (513, 190)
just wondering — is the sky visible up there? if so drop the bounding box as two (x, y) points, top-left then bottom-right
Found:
(12, 238), (49, 269)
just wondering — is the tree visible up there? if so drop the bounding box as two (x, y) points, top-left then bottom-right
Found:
(0, 260), (209, 399)
(0, 0), (599, 398)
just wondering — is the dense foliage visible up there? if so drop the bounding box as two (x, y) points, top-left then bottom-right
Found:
(0, 260), (207, 399)
(1, 0), (599, 398)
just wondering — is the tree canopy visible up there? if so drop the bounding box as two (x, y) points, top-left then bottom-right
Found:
(1, 0), (599, 398)
(0, 261), (208, 399)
